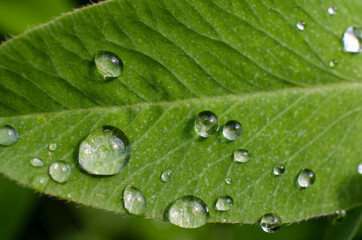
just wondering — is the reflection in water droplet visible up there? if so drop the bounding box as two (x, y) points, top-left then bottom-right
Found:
(329, 59), (338, 68)
(48, 143), (57, 151)
(297, 169), (315, 188)
(225, 178), (232, 185)
(328, 6), (337, 15)
(123, 186), (146, 215)
(0, 125), (19, 146)
(194, 111), (220, 138)
(358, 164), (362, 174)
(273, 164), (285, 176)
(167, 196), (209, 228)
(260, 213), (281, 233)
(215, 196), (234, 211)
(223, 120), (242, 140)
(30, 158), (44, 167)
(94, 51), (123, 79)
(332, 210), (346, 225)
(161, 169), (172, 183)
(296, 21), (306, 31)
(343, 26), (362, 53)
(233, 149), (250, 163)
(79, 126), (131, 175)
(48, 161), (71, 183)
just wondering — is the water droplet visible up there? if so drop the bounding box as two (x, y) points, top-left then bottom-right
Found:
(31, 175), (49, 189)
(48, 161), (71, 183)
(94, 51), (123, 79)
(233, 149), (250, 163)
(329, 59), (338, 68)
(331, 210), (346, 224)
(0, 125), (18, 146)
(79, 126), (131, 175)
(296, 21), (306, 31)
(194, 111), (220, 138)
(161, 169), (172, 183)
(123, 186), (146, 215)
(225, 178), (232, 185)
(328, 6), (337, 15)
(297, 168), (315, 188)
(48, 143), (57, 151)
(167, 196), (209, 228)
(357, 163), (362, 174)
(215, 196), (234, 211)
(273, 164), (285, 176)
(29, 158), (44, 167)
(260, 213), (281, 233)
(343, 26), (362, 53)
(223, 120), (242, 140)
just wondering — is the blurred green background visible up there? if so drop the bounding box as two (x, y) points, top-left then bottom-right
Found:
(0, 0), (361, 239)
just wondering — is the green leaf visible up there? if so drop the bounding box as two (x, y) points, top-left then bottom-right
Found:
(0, 0), (361, 227)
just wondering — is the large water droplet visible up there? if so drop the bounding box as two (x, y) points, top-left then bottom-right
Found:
(331, 210), (346, 225)
(48, 161), (71, 183)
(260, 213), (281, 233)
(343, 26), (362, 53)
(273, 164), (285, 176)
(297, 168), (315, 188)
(123, 186), (146, 215)
(167, 196), (209, 228)
(30, 158), (44, 167)
(329, 59), (338, 68)
(94, 51), (123, 79)
(225, 178), (232, 185)
(215, 196), (234, 211)
(357, 163), (362, 174)
(296, 21), (306, 31)
(161, 169), (172, 183)
(0, 125), (18, 146)
(223, 120), (242, 140)
(328, 6), (337, 15)
(233, 149), (250, 163)
(48, 143), (57, 151)
(79, 126), (131, 175)
(194, 111), (220, 138)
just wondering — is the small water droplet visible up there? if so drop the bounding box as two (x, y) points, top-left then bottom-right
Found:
(296, 21), (306, 31)
(329, 59), (338, 68)
(233, 149), (250, 163)
(225, 178), (232, 185)
(215, 196), (234, 211)
(79, 126), (131, 175)
(328, 6), (337, 15)
(94, 51), (123, 79)
(223, 120), (242, 140)
(29, 158), (44, 167)
(357, 163), (362, 174)
(194, 111), (220, 138)
(343, 26), (362, 53)
(273, 164), (285, 176)
(48, 161), (71, 183)
(331, 210), (346, 224)
(167, 196), (209, 228)
(161, 169), (172, 183)
(48, 143), (57, 151)
(0, 125), (18, 146)
(123, 186), (146, 215)
(260, 213), (281, 233)
(31, 175), (49, 189)
(297, 168), (315, 188)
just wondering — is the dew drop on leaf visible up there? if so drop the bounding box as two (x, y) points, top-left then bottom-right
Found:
(29, 158), (44, 167)
(0, 125), (19, 146)
(223, 120), (242, 140)
(329, 59), (338, 68)
(296, 21), (306, 31)
(31, 175), (49, 189)
(194, 111), (220, 138)
(123, 186), (146, 216)
(225, 178), (232, 185)
(343, 26), (362, 53)
(297, 168), (316, 188)
(167, 196), (209, 228)
(233, 149), (250, 163)
(331, 209), (346, 225)
(215, 196), (234, 211)
(161, 169), (172, 183)
(273, 164), (285, 176)
(79, 126), (131, 175)
(357, 163), (362, 174)
(260, 213), (281, 233)
(48, 143), (57, 151)
(48, 161), (71, 183)
(94, 51), (123, 79)
(328, 6), (337, 15)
